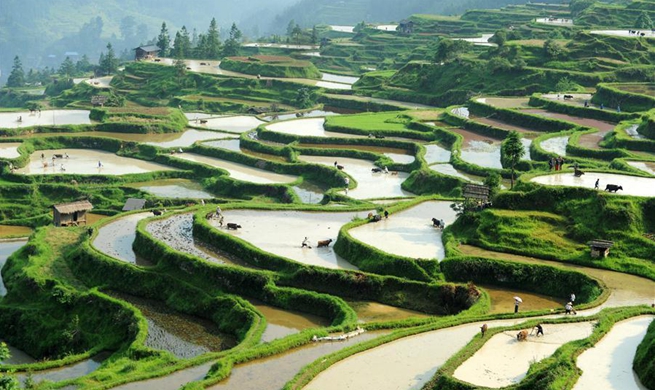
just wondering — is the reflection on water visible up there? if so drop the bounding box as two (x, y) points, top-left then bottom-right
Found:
(93, 213), (154, 266)
(481, 284), (562, 315)
(128, 179), (215, 199)
(461, 140), (502, 169)
(574, 316), (653, 390)
(195, 116), (265, 133)
(266, 118), (362, 138)
(531, 172), (655, 197)
(15, 149), (173, 176)
(210, 209), (365, 270)
(263, 110), (340, 121)
(0, 110), (91, 128)
(0, 239), (27, 296)
(298, 155), (414, 199)
(424, 144), (451, 164)
(209, 331), (387, 390)
(109, 292), (235, 359)
(292, 182), (325, 204)
(429, 164), (483, 183)
(347, 300), (429, 323)
(246, 298), (329, 343)
(173, 153), (297, 184)
(540, 136), (569, 156)
(321, 73), (359, 85)
(0, 142), (21, 159)
(349, 201), (456, 260)
(15, 352), (110, 385)
(1, 341), (36, 365)
(627, 161), (655, 176)
(146, 213), (244, 267)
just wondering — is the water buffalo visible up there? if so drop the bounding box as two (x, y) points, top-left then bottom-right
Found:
(372, 168), (383, 173)
(227, 223), (241, 230)
(563, 94), (574, 100)
(605, 184), (623, 193)
(480, 324), (488, 337)
(516, 330), (529, 341)
(317, 239), (333, 248)
(573, 168), (584, 177)
(152, 210), (164, 216)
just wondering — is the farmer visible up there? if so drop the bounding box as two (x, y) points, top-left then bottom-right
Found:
(301, 237), (311, 248)
(534, 324), (544, 337)
(514, 297), (521, 313)
(594, 179), (599, 190)
(384, 210), (389, 219)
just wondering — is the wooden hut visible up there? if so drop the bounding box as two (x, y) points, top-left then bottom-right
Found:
(588, 240), (613, 258)
(463, 184), (490, 202)
(133, 45), (160, 61)
(53, 200), (93, 227)
(399, 20), (415, 34)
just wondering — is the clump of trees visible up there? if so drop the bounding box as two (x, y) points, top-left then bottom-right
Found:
(157, 18), (243, 60)
(501, 130), (525, 189)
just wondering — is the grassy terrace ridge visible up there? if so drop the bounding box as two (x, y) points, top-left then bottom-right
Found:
(1, 0), (654, 389)
(220, 55), (322, 79)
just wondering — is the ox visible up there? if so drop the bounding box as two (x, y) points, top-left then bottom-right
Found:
(317, 239), (333, 248)
(563, 94), (574, 100)
(371, 168), (383, 173)
(516, 330), (529, 341)
(152, 210), (164, 216)
(605, 184), (623, 193)
(480, 324), (488, 337)
(227, 223), (242, 230)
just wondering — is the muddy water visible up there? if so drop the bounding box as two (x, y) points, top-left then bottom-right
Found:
(453, 130), (502, 169)
(424, 144), (451, 164)
(93, 213), (153, 266)
(540, 136), (569, 156)
(0, 110), (91, 129)
(195, 116), (265, 133)
(625, 124), (645, 139)
(574, 316), (653, 390)
(347, 300), (429, 323)
(109, 292), (235, 359)
(475, 97), (530, 109)
(541, 93), (592, 107)
(591, 30), (654, 38)
(454, 322), (594, 388)
(458, 245), (655, 308)
(146, 213), (244, 267)
(0, 142), (21, 159)
(142, 129), (230, 148)
(1, 342), (36, 365)
(209, 331), (387, 390)
(536, 17), (574, 26)
(113, 361), (214, 390)
(481, 284), (563, 315)
(305, 319), (524, 390)
(455, 34), (495, 46)
(429, 164), (483, 183)
(376, 25), (398, 31)
(15, 352), (109, 385)
(127, 179), (215, 199)
(266, 118), (362, 138)
(349, 201), (456, 261)
(292, 182), (325, 204)
(247, 298), (330, 343)
(0, 225), (33, 238)
(185, 112), (222, 121)
(0, 239), (27, 296)
(15, 149), (174, 176)
(530, 172), (655, 197)
(298, 155), (414, 199)
(173, 153), (297, 184)
(451, 107), (470, 118)
(522, 108), (615, 149)
(627, 161), (655, 176)
(299, 143), (415, 164)
(209, 209), (369, 270)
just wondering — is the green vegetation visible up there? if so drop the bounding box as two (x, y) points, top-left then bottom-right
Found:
(1, 1), (654, 389)
(634, 317), (655, 389)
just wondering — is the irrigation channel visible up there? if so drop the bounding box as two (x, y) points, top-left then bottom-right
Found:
(304, 246), (654, 390)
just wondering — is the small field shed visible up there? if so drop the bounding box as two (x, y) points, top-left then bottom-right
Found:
(53, 200), (93, 227)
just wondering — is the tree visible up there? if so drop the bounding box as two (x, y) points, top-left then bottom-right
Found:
(0, 342), (19, 390)
(59, 56), (76, 77)
(174, 57), (187, 85)
(434, 39), (471, 63)
(100, 43), (118, 76)
(223, 23), (242, 57)
(295, 87), (314, 108)
(157, 22), (170, 57)
(490, 29), (507, 47)
(287, 20), (297, 37)
(635, 11), (653, 29)
(483, 172), (501, 198)
(206, 18), (222, 59)
(6, 56), (25, 87)
(543, 39), (564, 59)
(292, 25), (303, 44)
(501, 130), (525, 189)
(311, 25), (318, 44)
(119, 16), (136, 41)
(76, 54), (93, 73)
